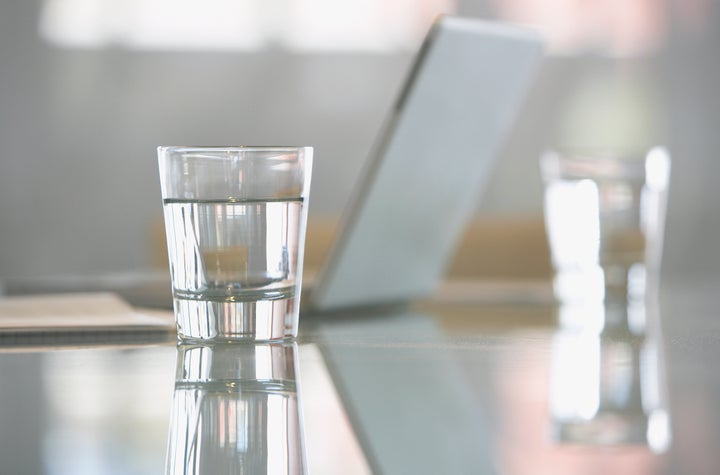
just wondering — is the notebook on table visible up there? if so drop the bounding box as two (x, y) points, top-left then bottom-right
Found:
(0, 293), (174, 348)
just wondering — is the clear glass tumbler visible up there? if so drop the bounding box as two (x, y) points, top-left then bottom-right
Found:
(158, 146), (313, 341)
(540, 147), (670, 304)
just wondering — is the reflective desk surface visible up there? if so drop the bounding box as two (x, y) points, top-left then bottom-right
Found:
(1, 281), (718, 475)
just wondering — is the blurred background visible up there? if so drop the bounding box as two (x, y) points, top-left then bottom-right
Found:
(0, 0), (718, 290)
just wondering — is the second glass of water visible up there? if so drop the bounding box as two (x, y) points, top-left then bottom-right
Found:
(158, 146), (313, 341)
(539, 148), (670, 304)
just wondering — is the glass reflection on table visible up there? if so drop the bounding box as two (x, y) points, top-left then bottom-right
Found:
(165, 342), (305, 474)
(549, 299), (671, 453)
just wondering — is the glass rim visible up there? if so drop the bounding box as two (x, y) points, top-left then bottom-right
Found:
(539, 147), (671, 186)
(541, 148), (662, 163)
(158, 145), (312, 154)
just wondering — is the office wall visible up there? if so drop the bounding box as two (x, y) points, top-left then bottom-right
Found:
(0, 1), (718, 283)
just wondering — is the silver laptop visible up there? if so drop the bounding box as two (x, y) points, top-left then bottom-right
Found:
(305, 16), (543, 312)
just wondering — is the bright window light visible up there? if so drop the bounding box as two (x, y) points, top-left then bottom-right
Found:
(39, 0), (456, 51)
(40, 0), (265, 50)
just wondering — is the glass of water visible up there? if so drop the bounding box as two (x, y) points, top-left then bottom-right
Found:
(158, 146), (313, 341)
(540, 148), (670, 304)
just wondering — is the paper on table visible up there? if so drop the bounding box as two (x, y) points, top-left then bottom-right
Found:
(0, 292), (174, 333)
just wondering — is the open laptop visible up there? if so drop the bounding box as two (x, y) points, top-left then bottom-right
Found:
(304, 16), (543, 312)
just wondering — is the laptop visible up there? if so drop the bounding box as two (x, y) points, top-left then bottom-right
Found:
(304, 16), (543, 312)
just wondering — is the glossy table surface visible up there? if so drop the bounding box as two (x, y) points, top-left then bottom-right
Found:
(1, 281), (718, 475)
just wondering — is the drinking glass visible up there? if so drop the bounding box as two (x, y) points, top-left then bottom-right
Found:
(539, 148), (670, 304)
(158, 146), (313, 341)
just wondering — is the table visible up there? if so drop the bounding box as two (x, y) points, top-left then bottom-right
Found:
(0, 281), (718, 474)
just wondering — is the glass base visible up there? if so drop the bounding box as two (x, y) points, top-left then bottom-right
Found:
(551, 413), (649, 445)
(173, 297), (298, 341)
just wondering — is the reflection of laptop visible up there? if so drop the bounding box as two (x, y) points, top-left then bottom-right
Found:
(304, 16), (543, 312)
